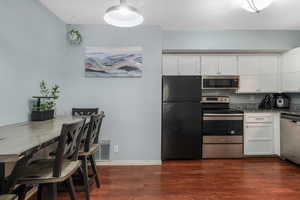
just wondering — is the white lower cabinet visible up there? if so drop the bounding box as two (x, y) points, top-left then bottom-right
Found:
(244, 113), (280, 156)
(244, 123), (274, 155)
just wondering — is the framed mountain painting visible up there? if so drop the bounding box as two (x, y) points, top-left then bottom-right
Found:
(85, 47), (143, 78)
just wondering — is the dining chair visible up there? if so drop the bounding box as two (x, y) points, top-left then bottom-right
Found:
(78, 112), (105, 200)
(72, 108), (99, 117)
(17, 119), (86, 200)
(0, 195), (18, 200)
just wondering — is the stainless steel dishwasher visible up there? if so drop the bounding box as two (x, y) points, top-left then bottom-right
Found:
(281, 113), (300, 164)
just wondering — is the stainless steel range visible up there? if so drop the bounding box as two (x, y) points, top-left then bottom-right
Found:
(201, 96), (244, 159)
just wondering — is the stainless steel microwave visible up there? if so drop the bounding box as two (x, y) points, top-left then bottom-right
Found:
(202, 76), (239, 90)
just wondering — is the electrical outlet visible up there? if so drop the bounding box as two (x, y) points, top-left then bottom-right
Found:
(113, 145), (119, 153)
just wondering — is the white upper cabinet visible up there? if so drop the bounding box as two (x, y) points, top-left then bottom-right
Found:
(238, 55), (279, 93)
(281, 72), (300, 92)
(239, 75), (260, 93)
(238, 56), (260, 75)
(259, 75), (278, 93)
(201, 55), (238, 75)
(219, 56), (238, 75)
(178, 55), (200, 75)
(260, 56), (278, 74)
(281, 48), (300, 92)
(282, 48), (300, 73)
(201, 56), (219, 75)
(162, 55), (178, 75)
(162, 55), (200, 76)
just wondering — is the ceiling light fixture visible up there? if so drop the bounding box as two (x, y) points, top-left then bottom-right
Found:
(104, 0), (144, 27)
(241, 0), (273, 13)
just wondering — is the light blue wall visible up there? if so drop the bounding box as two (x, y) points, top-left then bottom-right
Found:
(163, 30), (300, 50)
(60, 25), (162, 161)
(0, 0), (67, 125)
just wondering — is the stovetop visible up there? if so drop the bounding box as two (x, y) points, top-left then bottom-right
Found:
(203, 108), (244, 114)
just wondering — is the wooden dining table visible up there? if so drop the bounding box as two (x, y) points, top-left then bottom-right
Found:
(0, 116), (89, 194)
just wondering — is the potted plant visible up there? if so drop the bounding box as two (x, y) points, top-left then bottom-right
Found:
(31, 81), (60, 121)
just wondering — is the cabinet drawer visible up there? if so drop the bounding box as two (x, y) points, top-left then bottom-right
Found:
(203, 136), (243, 144)
(244, 141), (273, 155)
(245, 114), (273, 123)
(203, 144), (243, 158)
(245, 124), (273, 140)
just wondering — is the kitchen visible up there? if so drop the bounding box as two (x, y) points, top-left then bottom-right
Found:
(3, 0), (300, 200)
(162, 52), (300, 160)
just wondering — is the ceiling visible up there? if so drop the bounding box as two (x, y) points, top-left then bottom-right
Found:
(39, 0), (300, 30)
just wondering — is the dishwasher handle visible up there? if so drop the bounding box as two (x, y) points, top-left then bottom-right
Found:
(281, 113), (300, 122)
(292, 120), (300, 126)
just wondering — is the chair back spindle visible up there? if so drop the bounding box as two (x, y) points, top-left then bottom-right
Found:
(84, 112), (105, 152)
(53, 119), (85, 177)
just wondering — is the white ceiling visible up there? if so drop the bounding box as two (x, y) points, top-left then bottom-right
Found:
(39, 0), (300, 30)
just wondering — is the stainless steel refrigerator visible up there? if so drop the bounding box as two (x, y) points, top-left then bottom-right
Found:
(162, 76), (202, 160)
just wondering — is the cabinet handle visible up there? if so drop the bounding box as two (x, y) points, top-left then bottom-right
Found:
(255, 118), (265, 120)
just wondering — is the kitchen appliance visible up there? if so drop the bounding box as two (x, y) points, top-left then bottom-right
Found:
(162, 76), (202, 160)
(259, 93), (290, 110)
(276, 94), (290, 109)
(281, 113), (300, 164)
(202, 76), (239, 90)
(201, 96), (244, 158)
(259, 94), (276, 110)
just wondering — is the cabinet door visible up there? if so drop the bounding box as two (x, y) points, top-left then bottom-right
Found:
(201, 56), (219, 75)
(178, 56), (200, 75)
(244, 124), (274, 155)
(162, 55), (178, 75)
(282, 72), (300, 92)
(282, 48), (300, 73)
(259, 56), (278, 75)
(281, 48), (300, 92)
(238, 75), (260, 93)
(219, 56), (238, 75)
(238, 56), (260, 75)
(259, 75), (278, 93)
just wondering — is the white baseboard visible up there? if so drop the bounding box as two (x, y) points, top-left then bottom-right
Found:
(96, 160), (162, 166)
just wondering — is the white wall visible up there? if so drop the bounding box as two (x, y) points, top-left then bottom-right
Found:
(0, 0), (67, 126)
(60, 25), (162, 161)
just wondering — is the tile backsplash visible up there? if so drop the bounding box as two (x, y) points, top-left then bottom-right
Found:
(202, 90), (300, 112)
(203, 90), (265, 104)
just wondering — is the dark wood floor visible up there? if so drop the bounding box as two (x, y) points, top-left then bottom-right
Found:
(59, 158), (300, 200)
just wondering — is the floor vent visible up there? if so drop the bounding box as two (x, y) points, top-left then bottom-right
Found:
(96, 140), (110, 161)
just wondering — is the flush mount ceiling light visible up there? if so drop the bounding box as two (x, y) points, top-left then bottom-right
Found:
(240, 0), (273, 13)
(104, 0), (144, 27)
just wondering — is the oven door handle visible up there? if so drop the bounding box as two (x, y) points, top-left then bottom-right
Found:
(203, 116), (243, 121)
(203, 114), (244, 116)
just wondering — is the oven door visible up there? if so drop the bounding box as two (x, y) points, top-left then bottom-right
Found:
(202, 76), (239, 89)
(203, 114), (243, 136)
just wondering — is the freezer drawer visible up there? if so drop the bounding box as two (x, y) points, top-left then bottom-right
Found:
(203, 144), (243, 158)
